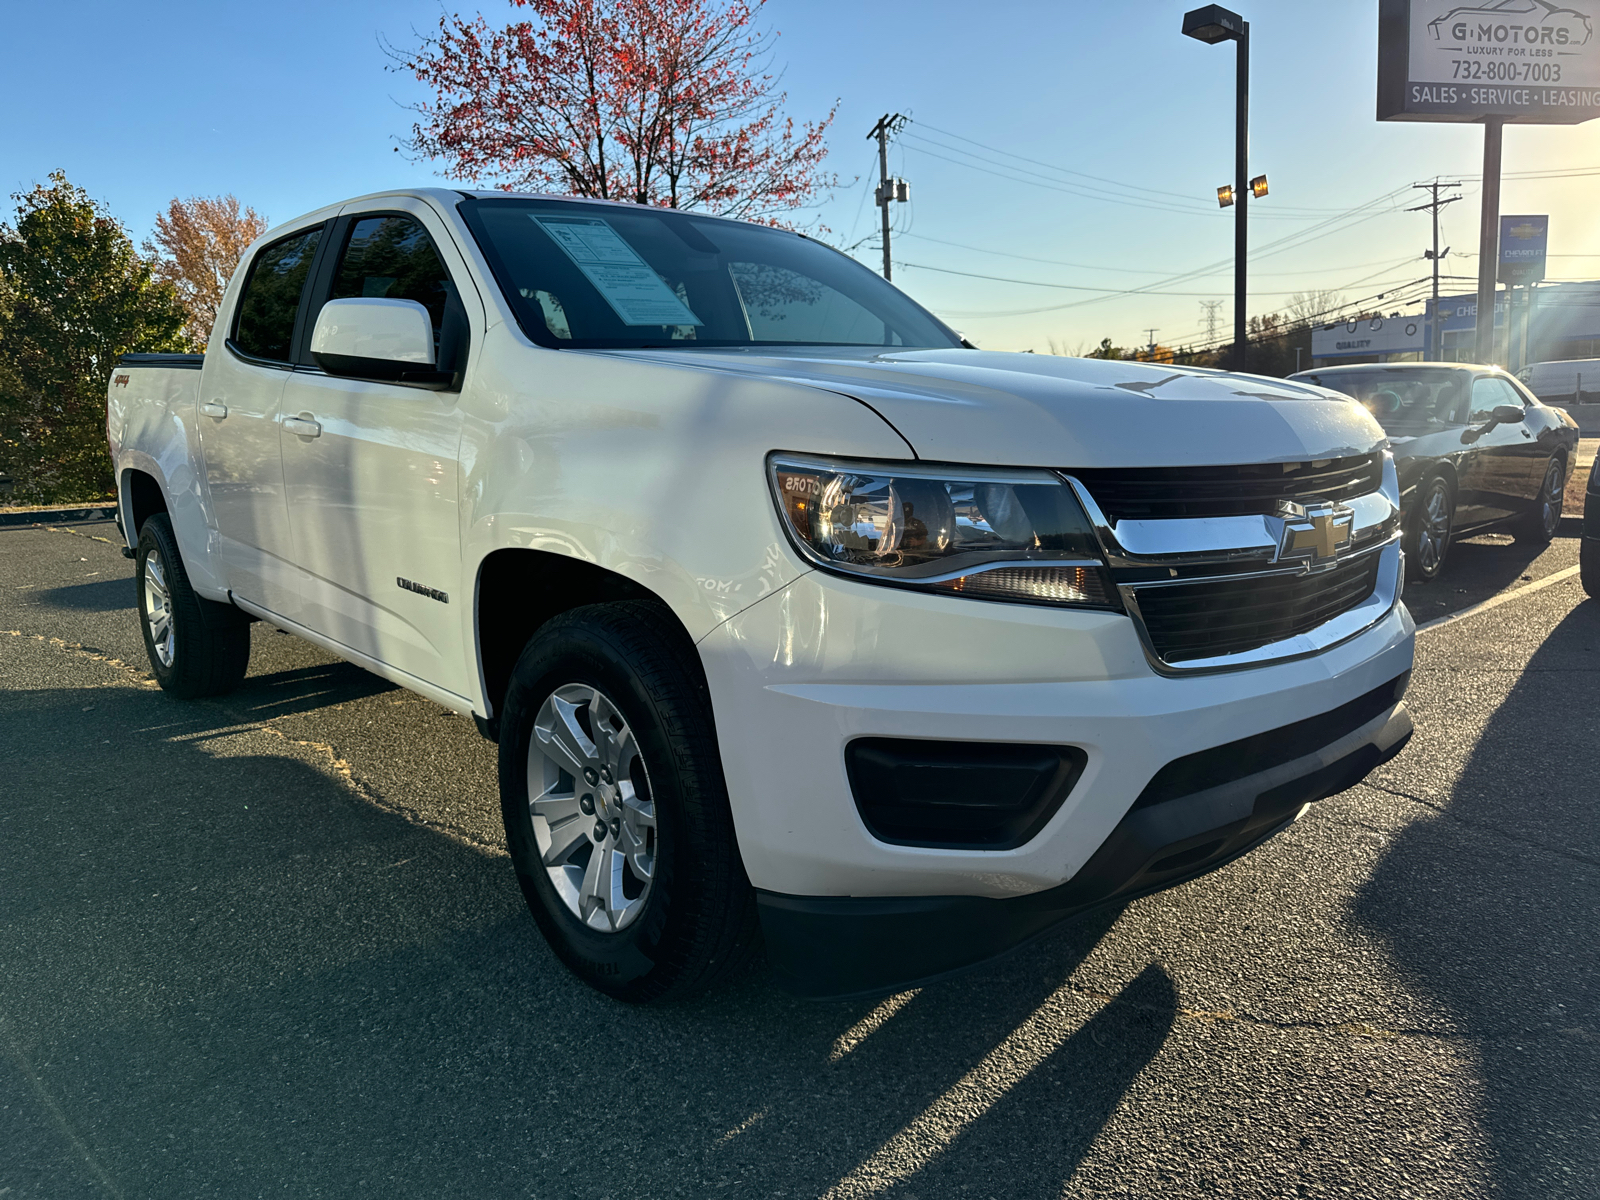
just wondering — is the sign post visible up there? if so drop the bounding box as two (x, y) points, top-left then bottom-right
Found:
(1378, 0), (1599, 362)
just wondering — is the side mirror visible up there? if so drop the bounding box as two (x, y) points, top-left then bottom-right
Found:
(1492, 403), (1525, 425)
(311, 298), (445, 384)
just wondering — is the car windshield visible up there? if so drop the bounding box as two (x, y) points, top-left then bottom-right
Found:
(460, 197), (961, 351)
(1296, 367), (1469, 433)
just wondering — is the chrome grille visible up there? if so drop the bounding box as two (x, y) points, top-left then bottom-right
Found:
(1127, 552), (1383, 664)
(1063, 454), (1403, 674)
(1070, 455), (1383, 522)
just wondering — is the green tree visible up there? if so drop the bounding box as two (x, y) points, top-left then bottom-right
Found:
(0, 172), (190, 503)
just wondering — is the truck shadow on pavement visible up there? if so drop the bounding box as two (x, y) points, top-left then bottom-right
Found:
(0, 678), (1175, 1199)
(1351, 597), (1600, 1196)
(32, 576), (137, 613)
(1404, 528), (1574, 624)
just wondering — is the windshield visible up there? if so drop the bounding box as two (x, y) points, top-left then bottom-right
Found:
(459, 197), (961, 351)
(1296, 367), (1469, 433)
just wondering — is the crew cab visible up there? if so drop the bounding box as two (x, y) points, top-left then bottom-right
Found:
(107, 189), (1415, 1001)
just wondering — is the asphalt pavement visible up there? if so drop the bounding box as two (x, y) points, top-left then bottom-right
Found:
(1, 516), (1596, 1199)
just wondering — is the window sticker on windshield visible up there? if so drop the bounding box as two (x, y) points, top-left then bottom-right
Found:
(530, 215), (702, 327)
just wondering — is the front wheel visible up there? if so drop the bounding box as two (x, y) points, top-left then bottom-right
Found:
(1405, 476), (1455, 582)
(136, 513), (251, 698)
(1516, 455), (1565, 544)
(497, 601), (758, 1002)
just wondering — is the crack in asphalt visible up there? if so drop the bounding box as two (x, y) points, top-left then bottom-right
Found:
(1355, 780), (1600, 872)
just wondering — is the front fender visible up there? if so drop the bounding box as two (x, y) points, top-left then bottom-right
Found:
(457, 326), (917, 661)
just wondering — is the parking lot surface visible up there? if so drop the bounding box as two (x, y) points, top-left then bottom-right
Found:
(2, 516), (1596, 1199)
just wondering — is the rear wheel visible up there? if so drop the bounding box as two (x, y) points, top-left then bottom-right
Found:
(1516, 455), (1565, 544)
(1406, 476), (1455, 582)
(136, 514), (251, 698)
(497, 601), (758, 1002)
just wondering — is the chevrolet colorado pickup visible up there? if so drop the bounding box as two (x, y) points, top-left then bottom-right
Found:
(107, 189), (1415, 1001)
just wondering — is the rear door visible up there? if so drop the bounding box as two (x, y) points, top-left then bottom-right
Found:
(198, 222), (328, 616)
(277, 202), (478, 697)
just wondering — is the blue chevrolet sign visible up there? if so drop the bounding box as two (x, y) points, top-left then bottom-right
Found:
(1499, 214), (1548, 284)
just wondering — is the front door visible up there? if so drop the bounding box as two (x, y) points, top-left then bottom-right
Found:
(1459, 375), (1540, 524)
(197, 223), (327, 617)
(277, 210), (472, 697)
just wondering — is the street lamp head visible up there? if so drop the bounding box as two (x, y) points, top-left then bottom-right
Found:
(1250, 174), (1268, 198)
(1217, 185), (1235, 208)
(1182, 4), (1246, 43)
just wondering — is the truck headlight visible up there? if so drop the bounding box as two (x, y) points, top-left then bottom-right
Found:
(768, 454), (1117, 608)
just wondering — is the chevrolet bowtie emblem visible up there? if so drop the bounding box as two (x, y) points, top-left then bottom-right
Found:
(1278, 502), (1353, 562)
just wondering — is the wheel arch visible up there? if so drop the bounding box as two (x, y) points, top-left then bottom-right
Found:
(473, 548), (700, 737)
(120, 467), (169, 538)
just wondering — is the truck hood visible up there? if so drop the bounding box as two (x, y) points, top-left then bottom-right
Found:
(614, 347), (1385, 468)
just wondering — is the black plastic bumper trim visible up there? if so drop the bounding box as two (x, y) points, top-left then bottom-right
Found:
(758, 697), (1413, 1001)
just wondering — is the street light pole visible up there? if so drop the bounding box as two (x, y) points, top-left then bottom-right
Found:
(1184, 6), (1251, 373)
(1233, 20), (1249, 373)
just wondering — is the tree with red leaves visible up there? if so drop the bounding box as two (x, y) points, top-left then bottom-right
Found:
(394, 0), (836, 225)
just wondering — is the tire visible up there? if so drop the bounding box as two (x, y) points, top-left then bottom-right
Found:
(135, 513), (252, 698)
(497, 601), (758, 1002)
(1583, 536), (1599, 599)
(1516, 455), (1566, 544)
(1405, 475), (1455, 582)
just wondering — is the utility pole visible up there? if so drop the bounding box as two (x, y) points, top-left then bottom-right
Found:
(1408, 178), (1462, 361)
(867, 114), (909, 281)
(1199, 300), (1223, 348)
(1145, 328), (1160, 358)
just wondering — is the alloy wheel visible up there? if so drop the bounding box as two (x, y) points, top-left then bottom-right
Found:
(526, 683), (657, 932)
(142, 549), (175, 667)
(1416, 481), (1452, 577)
(1539, 460), (1565, 537)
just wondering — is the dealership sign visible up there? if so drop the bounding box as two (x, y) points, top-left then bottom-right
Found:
(1498, 213), (1549, 281)
(1379, 0), (1600, 122)
(1311, 314), (1427, 359)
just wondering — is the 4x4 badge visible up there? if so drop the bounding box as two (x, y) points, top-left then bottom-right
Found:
(1277, 502), (1354, 562)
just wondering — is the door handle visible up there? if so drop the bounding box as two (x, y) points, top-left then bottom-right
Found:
(201, 401), (228, 419)
(283, 415), (322, 439)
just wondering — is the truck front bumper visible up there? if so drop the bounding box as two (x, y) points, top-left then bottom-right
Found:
(698, 569), (1416, 998)
(757, 676), (1410, 998)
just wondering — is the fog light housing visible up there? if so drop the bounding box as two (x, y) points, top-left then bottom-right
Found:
(846, 738), (1088, 849)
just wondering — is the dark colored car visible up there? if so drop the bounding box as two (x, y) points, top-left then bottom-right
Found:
(1583, 444), (1600, 598)
(1288, 363), (1580, 580)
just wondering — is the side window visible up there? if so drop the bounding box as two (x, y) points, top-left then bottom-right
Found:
(329, 216), (459, 362)
(1470, 376), (1523, 421)
(233, 227), (323, 362)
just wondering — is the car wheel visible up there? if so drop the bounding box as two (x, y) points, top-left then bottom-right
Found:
(1406, 476), (1455, 582)
(1584, 536), (1599, 599)
(135, 513), (252, 698)
(497, 601), (759, 1002)
(1516, 455), (1565, 544)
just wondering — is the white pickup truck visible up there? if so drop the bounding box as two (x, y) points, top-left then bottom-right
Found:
(107, 188), (1415, 1001)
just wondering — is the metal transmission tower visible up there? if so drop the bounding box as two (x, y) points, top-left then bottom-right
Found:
(1199, 300), (1223, 347)
(1408, 179), (1463, 361)
(867, 114), (909, 280)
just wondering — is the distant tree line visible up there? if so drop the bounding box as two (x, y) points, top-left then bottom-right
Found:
(1056, 291), (1364, 378)
(0, 173), (262, 504)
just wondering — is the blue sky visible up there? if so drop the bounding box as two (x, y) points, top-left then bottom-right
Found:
(6, 0), (1600, 351)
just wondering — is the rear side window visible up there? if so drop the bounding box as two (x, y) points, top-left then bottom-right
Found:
(233, 227), (323, 362)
